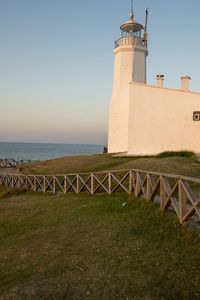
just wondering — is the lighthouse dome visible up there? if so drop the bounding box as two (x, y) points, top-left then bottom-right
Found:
(120, 15), (143, 33)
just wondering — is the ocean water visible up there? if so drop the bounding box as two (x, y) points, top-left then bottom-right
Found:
(0, 142), (105, 161)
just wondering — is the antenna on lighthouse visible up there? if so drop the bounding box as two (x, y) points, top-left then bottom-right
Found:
(130, 0), (134, 19)
(144, 8), (149, 45)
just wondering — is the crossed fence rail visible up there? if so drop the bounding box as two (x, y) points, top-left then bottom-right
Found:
(0, 169), (200, 225)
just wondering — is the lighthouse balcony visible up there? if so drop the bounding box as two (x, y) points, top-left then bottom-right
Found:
(115, 36), (147, 49)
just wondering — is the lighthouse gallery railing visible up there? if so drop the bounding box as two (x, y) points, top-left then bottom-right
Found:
(115, 36), (147, 49)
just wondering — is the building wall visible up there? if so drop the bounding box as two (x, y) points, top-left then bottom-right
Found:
(128, 83), (200, 155)
(108, 91), (130, 153)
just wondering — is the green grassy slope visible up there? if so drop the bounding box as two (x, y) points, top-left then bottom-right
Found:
(19, 154), (134, 175)
(19, 153), (200, 179)
(0, 187), (200, 299)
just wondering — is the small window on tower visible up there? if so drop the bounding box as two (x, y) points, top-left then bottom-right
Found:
(193, 111), (200, 121)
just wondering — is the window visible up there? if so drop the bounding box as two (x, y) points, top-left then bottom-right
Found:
(193, 111), (200, 121)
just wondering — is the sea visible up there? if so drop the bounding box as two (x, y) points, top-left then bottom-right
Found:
(0, 142), (105, 161)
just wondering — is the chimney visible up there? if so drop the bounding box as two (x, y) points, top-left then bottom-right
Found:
(156, 75), (164, 88)
(181, 76), (191, 91)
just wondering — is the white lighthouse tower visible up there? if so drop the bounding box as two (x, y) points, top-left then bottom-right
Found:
(108, 3), (148, 153)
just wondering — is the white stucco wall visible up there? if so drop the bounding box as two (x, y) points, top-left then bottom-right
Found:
(108, 45), (133, 153)
(112, 46), (133, 96)
(108, 91), (130, 153)
(128, 83), (200, 155)
(108, 40), (147, 153)
(133, 47), (147, 83)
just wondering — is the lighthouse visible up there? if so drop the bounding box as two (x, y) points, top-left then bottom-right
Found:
(113, 3), (148, 91)
(108, 3), (148, 153)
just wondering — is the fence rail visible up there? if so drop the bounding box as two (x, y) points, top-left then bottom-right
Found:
(0, 169), (200, 225)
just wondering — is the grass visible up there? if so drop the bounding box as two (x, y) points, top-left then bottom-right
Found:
(1, 187), (200, 299)
(19, 154), (135, 175)
(156, 151), (195, 158)
(18, 152), (200, 179)
(1, 153), (200, 298)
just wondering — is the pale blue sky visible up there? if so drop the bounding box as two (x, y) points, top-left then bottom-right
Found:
(1, 0), (200, 144)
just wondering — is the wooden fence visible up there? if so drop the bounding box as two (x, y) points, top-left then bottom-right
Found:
(0, 169), (200, 224)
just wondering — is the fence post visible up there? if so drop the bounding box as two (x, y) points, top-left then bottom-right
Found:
(160, 176), (166, 210)
(91, 173), (94, 195)
(52, 176), (56, 194)
(25, 176), (28, 190)
(129, 170), (132, 194)
(17, 175), (21, 189)
(178, 179), (187, 224)
(108, 172), (112, 195)
(43, 176), (46, 192)
(5, 174), (8, 187)
(33, 176), (37, 192)
(135, 172), (140, 197)
(11, 175), (14, 188)
(76, 175), (80, 194)
(63, 176), (67, 194)
(146, 174), (151, 201)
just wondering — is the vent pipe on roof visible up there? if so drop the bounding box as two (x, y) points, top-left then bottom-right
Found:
(181, 76), (191, 91)
(156, 74), (164, 88)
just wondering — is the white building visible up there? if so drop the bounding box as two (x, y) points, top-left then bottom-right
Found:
(108, 6), (200, 155)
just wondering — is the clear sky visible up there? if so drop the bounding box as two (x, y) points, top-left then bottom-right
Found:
(1, 0), (200, 144)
